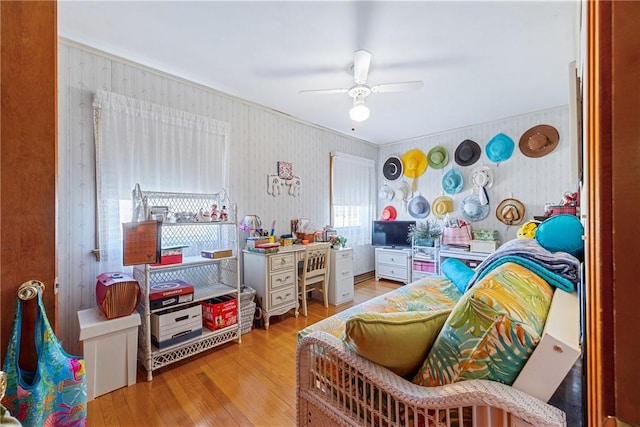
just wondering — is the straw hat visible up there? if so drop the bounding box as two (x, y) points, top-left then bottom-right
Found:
(408, 195), (430, 219)
(461, 195), (490, 222)
(383, 155), (403, 181)
(432, 196), (453, 219)
(496, 198), (526, 225)
(442, 169), (464, 195)
(486, 133), (515, 163)
(519, 125), (560, 158)
(427, 146), (449, 169)
(378, 184), (395, 201)
(395, 181), (412, 201)
(381, 205), (397, 221)
(454, 139), (481, 166)
(401, 149), (428, 178)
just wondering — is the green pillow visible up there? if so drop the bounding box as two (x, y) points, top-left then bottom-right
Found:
(344, 310), (451, 378)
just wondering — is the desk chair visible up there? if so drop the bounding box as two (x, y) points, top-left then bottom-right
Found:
(298, 242), (331, 317)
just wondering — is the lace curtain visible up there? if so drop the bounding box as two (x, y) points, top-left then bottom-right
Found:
(330, 152), (375, 249)
(93, 89), (230, 272)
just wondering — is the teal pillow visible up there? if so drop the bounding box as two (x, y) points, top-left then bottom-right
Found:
(535, 214), (584, 260)
(441, 257), (474, 293)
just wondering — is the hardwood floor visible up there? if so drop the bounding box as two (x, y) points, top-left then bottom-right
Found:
(87, 278), (582, 426)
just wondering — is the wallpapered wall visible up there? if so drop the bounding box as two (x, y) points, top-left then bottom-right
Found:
(58, 39), (574, 354)
(378, 105), (575, 244)
(58, 40), (377, 354)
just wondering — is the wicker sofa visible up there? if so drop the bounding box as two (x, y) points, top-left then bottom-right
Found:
(296, 255), (581, 427)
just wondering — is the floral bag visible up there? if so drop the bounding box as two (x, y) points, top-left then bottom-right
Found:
(2, 281), (87, 427)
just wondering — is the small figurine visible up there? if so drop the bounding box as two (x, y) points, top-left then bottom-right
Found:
(220, 205), (228, 221)
(210, 204), (219, 221)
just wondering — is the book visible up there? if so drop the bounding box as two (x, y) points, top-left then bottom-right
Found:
(201, 249), (233, 259)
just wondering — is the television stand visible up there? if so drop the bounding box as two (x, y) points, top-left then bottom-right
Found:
(374, 247), (412, 284)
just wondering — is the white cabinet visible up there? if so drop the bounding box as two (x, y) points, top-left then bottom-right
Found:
(243, 249), (301, 329)
(328, 248), (354, 305)
(375, 248), (412, 284)
(411, 243), (439, 281)
(439, 248), (489, 271)
(132, 190), (240, 381)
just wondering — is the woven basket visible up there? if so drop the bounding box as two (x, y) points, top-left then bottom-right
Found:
(240, 301), (256, 334)
(240, 285), (256, 303)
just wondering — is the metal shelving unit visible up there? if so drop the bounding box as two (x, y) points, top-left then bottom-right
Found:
(132, 189), (240, 381)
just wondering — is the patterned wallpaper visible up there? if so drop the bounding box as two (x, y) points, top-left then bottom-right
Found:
(378, 106), (574, 243)
(58, 39), (573, 354)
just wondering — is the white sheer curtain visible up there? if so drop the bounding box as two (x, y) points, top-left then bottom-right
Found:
(331, 152), (376, 253)
(93, 89), (230, 272)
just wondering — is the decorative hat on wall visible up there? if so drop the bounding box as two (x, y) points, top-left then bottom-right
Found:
(519, 124), (560, 158)
(427, 146), (449, 169)
(461, 194), (490, 222)
(395, 181), (412, 202)
(401, 149), (428, 192)
(496, 198), (526, 225)
(378, 184), (395, 201)
(383, 155), (403, 181)
(454, 139), (481, 167)
(470, 165), (494, 205)
(408, 194), (430, 219)
(432, 196), (453, 219)
(381, 205), (397, 221)
(442, 168), (464, 195)
(486, 133), (515, 163)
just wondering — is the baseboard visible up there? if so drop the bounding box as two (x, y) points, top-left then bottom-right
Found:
(354, 271), (374, 284)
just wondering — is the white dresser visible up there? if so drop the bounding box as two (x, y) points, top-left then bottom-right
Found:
(328, 248), (354, 305)
(375, 247), (412, 284)
(243, 247), (305, 329)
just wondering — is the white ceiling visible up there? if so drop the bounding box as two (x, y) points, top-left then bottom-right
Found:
(58, 1), (579, 145)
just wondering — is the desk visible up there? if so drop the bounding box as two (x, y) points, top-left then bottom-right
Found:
(243, 245), (307, 329)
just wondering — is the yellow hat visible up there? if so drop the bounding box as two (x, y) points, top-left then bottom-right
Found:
(517, 221), (539, 239)
(432, 196), (453, 219)
(401, 149), (428, 178)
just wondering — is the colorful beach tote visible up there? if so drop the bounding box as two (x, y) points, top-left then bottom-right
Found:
(2, 281), (87, 427)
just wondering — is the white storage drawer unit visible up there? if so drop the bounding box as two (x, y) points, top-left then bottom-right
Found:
(375, 248), (412, 284)
(328, 248), (354, 305)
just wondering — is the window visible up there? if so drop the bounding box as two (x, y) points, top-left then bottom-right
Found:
(330, 152), (376, 249)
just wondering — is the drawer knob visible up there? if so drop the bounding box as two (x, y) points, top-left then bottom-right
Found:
(281, 258), (286, 264)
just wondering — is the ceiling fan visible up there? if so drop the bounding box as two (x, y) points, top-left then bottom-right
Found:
(299, 50), (424, 122)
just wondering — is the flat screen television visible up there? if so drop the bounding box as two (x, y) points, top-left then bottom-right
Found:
(371, 220), (415, 248)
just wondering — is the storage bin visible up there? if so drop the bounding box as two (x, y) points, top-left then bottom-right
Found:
(240, 301), (256, 334)
(470, 239), (499, 254)
(202, 296), (238, 330)
(78, 308), (141, 401)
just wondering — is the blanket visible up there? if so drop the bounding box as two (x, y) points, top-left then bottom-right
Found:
(465, 238), (581, 293)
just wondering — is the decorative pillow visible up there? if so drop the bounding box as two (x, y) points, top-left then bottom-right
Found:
(535, 214), (584, 260)
(412, 262), (553, 387)
(440, 257), (475, 293)
(344, 310), (451, 378)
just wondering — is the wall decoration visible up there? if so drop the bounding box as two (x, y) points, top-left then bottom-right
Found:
(267, 164), (301, 197)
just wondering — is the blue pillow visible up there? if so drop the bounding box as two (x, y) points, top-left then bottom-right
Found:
(441, 257), (474, 293)
(535, 214), (584, 260)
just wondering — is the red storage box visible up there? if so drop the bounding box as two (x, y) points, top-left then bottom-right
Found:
(96, 272), (140, 319)
(201, 296), (238, 331)
(151, 245), (187, 266)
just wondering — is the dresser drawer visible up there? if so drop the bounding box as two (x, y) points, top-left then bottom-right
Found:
(332, 277), (354, 304)
(377, 263), (408, 281)
(271, 270), (295, 290)
(377, 251), (408, 265)
(269, 253), (296, 272)
(333, 257), (354, 277)
(270, 286), (296, 309)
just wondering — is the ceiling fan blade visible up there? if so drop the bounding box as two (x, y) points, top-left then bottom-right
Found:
(371, 81), (424, 93)
(353, 50), (371, 84)
(299, 88), (349, 95)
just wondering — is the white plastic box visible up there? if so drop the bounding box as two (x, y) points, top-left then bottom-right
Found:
(78, 308), (141, 401)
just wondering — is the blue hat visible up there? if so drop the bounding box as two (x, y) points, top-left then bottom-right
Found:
(408, 195), (430, 219)
(461, 195), (490, 222)
(442, 169), (464, 195)
(486, 133), (515, 163)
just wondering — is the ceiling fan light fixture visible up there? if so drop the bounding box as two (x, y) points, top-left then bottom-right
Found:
(350, 96), (370, 122)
